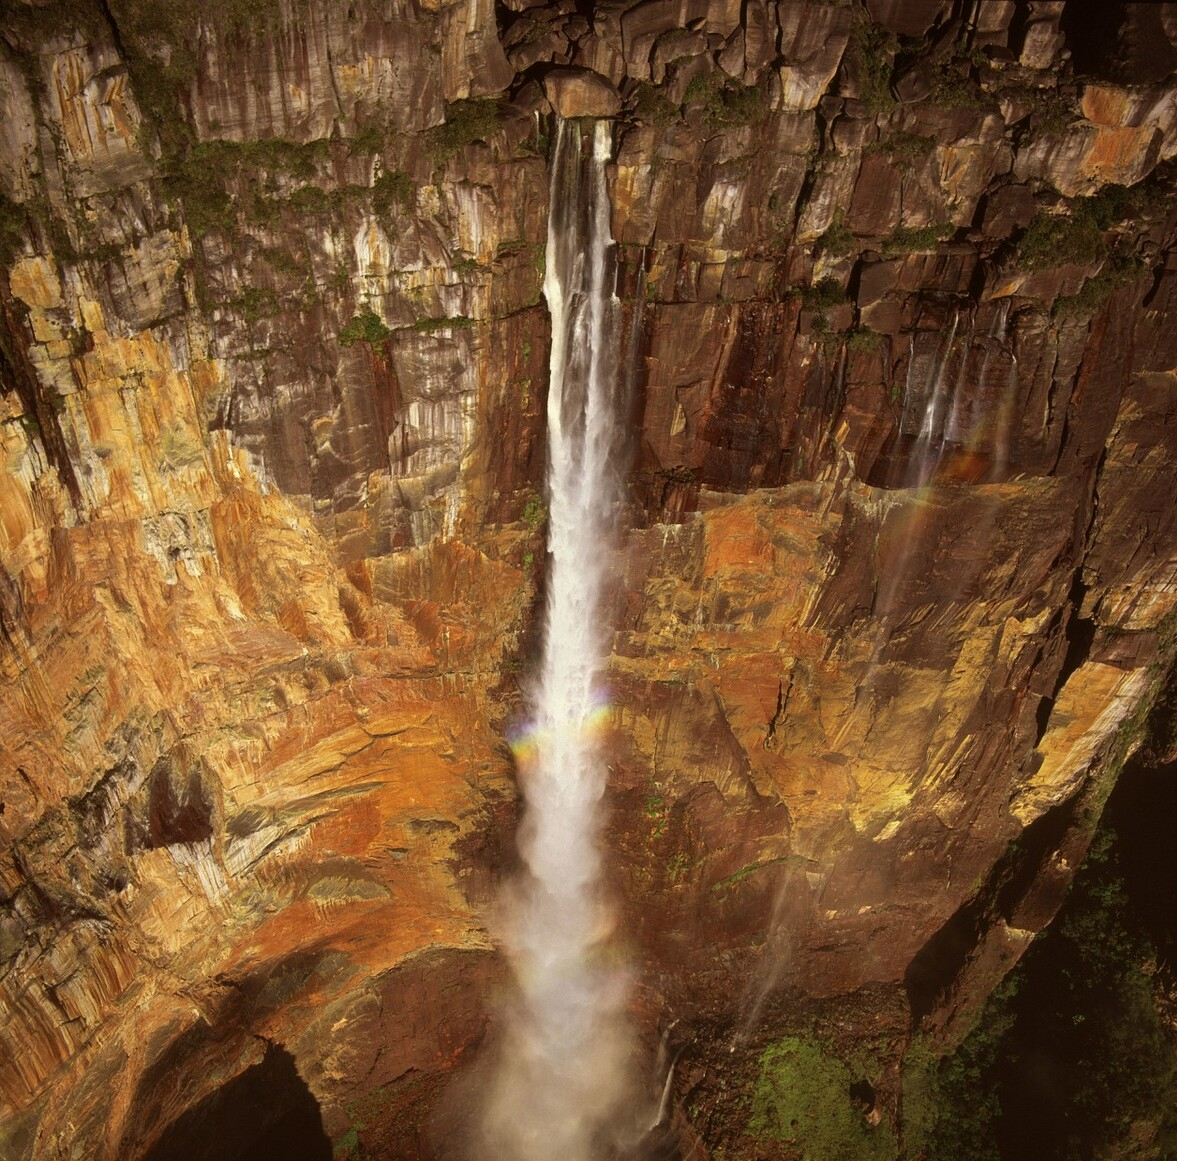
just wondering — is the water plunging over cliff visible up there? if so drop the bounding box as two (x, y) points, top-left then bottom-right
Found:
(482, 118), (636, 1161)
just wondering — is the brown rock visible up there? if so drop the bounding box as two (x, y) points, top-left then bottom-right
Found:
(542, 67), (622, 118)
(777, 1), (854, 112)
(845, 153), (903, 237)
(981, 183), (1036, 237)
(866, 0), (953, 38)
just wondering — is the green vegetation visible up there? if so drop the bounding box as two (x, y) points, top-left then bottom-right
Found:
(869, 130), (936, 172)
(412, 315), (477, 334)
(712, 855), (794, 892)
(644, 793), (668, 840)
(425, 99), (502, 164)
(929, 54), (986, 108)
(229, 285), (280, 325)
(816, 216), (856, 259)
(903, 981), (1018, 1161)
(346, 123), (385, 158)
(750, 1036), (897, 1161)
(798, 277), (846, 310)
(338, 306), (391, 348)
(1054, 256), (1146, 319)
(108, 0), (283, 155)
(631, 82), (680, 127)
(162, 137), (330, 238)
(521, 493), (546, 529)
(1016, 204), (1108, 271)
(285, 184), (330, 214)
(0, 192), (28, 265)
(847, 18), (899, 114)
(667, 851), (690, 883)
(682, 74), (764, 127)
(904, 827), (1177, 1160)
(845, 325), (885, 354)
(881, 222), (953, 257)
(1014, 85), (1076, 135)
(372, 170), (414, 218)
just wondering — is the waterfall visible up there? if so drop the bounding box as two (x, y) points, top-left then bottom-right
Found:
(482, 118), (636, 1161)
(908, 310), (959, 487)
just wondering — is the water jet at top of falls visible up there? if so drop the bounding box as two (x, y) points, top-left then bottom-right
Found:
(480, 118), (641, 1161)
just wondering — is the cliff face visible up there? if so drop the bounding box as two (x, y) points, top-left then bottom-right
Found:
(2, 0), (1177, 1157)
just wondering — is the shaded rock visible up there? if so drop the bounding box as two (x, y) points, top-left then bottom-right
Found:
(894, 58), (933, 104)
(981, 183), (1036, 237)
(1018, 3), (1067, 70)
(866, 0), (953, 38)
(845, 153), (903, 237)
(971, 0), (1018, 49)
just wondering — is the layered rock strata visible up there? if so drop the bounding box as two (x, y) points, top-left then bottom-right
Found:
(3, 0), (1177, 1156)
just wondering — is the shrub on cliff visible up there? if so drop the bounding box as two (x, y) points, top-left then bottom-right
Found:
(904, 828), (1177, 1161)
(425, 100), (503, 164)
(1016, 205), (1107, 271)
(338, 306), (391, 348)
(750, 1036), (896, 1161)
(682, 74), (764, 127)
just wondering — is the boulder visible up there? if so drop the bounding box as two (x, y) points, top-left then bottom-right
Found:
(542, 67), (622, 118)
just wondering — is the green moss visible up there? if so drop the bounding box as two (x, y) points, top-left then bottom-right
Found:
(0, 192), (28, 265)
(333, 1126), (360, 1160)
(1053, 256), (1146, 319)
(425, 99), (503, 164)
(750, 1036), (897, 1161)
(816, 217), (856, 258)
(107, 0), (284, 156)
(848, 18), (899, 114)
(162, 138), (330, 238)
(904, 821), (1177, 1161)
(903, 981), (1017, 1161)
(1011, 86), (1076, 135)
(712, 854), (794, 892)
(232, 286), (280, 325)
(845, 326), (885, 353)
(285, 184), (331, 214)
(631, 82), (680, 127)
(164, 156), (234, 237)
(452, 253), (484, 274)
(800, 277), (846, 310)
(347, 124), (385, 157)
(412, 315), (477, 334)
(1017, 205), (1107, 271)
(372, 170), (414, 217)
(521, 494), (546, 529)
(869, 130), (936, 172)
(682, 74), (764, 127)
(929, 54), (986, 108)
(339, 306), (391, 348)
(880, 222), (953, 257)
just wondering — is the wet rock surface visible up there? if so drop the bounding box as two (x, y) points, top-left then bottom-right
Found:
(2, 0), (1177, 1157)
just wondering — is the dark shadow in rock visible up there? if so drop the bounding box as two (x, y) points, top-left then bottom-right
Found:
(140, 1041), (330, 1161)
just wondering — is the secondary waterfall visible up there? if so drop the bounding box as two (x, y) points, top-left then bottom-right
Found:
(482, 118), (636, 1161)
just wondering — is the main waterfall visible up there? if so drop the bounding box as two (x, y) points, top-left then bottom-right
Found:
(481, 118), (636, 1161)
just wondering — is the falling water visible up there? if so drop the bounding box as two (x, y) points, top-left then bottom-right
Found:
(907, 310), (959, 487)
(481, 118), (637, 1161)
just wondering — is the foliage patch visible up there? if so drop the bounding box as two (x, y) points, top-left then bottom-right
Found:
(750, 1036), (897, 1161)
(339, 306), (391, 348)
(425, 100), (503, 164)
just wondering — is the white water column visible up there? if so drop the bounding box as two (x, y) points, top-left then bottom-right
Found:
(483, 118), (636, 1161)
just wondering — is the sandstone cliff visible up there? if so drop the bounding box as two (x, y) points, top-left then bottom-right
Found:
(2, 0), (1177, 1157)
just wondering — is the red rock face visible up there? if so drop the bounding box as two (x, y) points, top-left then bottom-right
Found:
(3, 0), (1177, 1156)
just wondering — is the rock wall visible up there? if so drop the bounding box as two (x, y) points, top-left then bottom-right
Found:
(2, 0), (1177, 1157)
